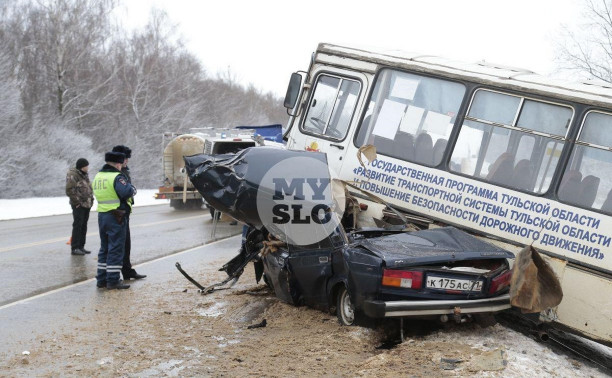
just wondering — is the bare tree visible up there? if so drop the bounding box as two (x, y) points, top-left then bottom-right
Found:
(557, 0), (612, 82)
(0, 0), (287, 197)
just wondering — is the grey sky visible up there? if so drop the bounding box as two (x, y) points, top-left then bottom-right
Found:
(121, 0), (581, 97)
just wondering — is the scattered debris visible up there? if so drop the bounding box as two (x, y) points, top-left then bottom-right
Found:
(440, 357), (463, 370)
(21, 351), (30, 355)
(176, 261), (239, 295)
(247, 319), (267, 329)
(164, 311), (172, 315)
(376, 340), (401, 350)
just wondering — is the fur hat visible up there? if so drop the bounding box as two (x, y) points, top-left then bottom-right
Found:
(112, 145), (132, 159)
(105, 151), (125, 164)
(76, 158), (89, 170)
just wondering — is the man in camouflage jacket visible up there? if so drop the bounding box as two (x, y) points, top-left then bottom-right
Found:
(66, 158), (94, 255)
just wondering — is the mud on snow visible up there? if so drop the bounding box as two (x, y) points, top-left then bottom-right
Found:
(1, 258), (607, 377)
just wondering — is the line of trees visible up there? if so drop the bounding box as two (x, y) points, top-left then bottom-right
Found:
(0, 0), (287, 198)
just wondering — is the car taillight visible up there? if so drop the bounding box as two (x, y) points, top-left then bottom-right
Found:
(382, 269), (423, 289)
(488, 269), (512, 294)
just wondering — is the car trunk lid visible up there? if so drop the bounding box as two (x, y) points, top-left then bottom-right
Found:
(359, 227), (514, 268)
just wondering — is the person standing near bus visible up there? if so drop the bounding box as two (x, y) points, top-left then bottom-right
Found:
(112, 145), (147, 281)
(65, 158), (94, 255)
(93, 151), (135, 290)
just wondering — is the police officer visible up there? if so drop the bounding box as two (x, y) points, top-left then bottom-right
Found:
(92, 151), (136, 290)
(112, 145), (146, 281)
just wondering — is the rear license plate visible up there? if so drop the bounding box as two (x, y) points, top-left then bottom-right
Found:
(426, 275), (483, 292)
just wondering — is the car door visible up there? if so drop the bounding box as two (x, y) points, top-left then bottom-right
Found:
(287, 247), (333, 309)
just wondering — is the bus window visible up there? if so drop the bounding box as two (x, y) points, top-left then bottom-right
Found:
(301, 74), (360, 140)
(355, 69), (465, 166)
(468, 89), (520, 125)
(516, 135), (535, 162)
(450, 89), (572, 194)
(559, 111), (612, 213)
(534, 140), (564, 193)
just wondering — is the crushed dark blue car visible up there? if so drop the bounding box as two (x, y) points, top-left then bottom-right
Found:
(182, 147), (515, 326)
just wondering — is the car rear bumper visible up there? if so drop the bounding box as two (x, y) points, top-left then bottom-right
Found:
(362, 293), (511, 318)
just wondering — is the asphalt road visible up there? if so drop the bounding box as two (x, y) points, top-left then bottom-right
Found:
(0, 205), (242, 306)
(0, 235), (241, 362)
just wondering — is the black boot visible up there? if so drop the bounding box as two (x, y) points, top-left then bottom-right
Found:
(124, 269), (147, 280)
(106, 280), (130, 290)
(71, 248), (86, 255)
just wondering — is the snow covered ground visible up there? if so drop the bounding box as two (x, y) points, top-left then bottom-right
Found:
(0, 189), (169, 221)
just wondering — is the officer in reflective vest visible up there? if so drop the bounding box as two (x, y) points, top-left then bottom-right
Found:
(92, 151), (136, 290)
(112, 145), (146, 281)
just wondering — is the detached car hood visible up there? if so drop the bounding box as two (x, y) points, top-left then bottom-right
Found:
(358, 227), (514, 267)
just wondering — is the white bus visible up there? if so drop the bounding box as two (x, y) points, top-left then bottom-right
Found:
(283, 43), (612, 346)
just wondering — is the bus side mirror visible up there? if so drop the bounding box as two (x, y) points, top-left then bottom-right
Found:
(284, 72), (304, 114)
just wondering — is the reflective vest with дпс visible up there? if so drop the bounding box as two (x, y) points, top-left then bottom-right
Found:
(92, 171), (132, 212)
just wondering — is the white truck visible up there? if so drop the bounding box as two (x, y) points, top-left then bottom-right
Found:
(154, 128), (259, 213)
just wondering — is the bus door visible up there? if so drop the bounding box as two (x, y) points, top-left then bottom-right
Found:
(287, 68), (367, 177)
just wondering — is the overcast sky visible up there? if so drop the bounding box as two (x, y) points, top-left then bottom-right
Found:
(119, 0), (582, 97)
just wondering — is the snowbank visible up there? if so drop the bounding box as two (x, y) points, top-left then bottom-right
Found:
(0, 189), (169, 221)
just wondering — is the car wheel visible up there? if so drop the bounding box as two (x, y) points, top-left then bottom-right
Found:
(336, 286), (355, 326)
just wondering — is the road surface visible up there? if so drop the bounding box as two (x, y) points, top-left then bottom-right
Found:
(0, 205), (242, 306)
